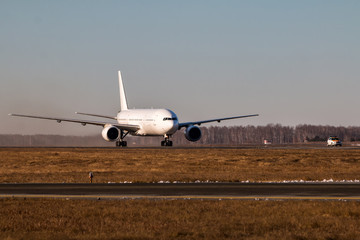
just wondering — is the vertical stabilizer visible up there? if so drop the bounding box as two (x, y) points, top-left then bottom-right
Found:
(118, 71), (128, 111)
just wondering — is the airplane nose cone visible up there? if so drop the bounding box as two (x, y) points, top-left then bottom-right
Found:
(165, 121), (178, 134)
(173, 121), (179, 132)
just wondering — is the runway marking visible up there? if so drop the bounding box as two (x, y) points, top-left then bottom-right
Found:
(2, 194), (360, 201)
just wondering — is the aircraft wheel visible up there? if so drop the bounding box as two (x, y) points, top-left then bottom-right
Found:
(116, 141), (127, 147)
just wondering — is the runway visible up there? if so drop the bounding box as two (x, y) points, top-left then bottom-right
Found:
(1, 183), (360, 200)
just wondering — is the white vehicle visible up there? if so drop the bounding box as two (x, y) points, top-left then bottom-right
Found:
(327, 136), (342, 147)
(9, 71), (258, 147)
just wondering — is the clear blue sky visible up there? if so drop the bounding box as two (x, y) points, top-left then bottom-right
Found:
(1, 0), (359, 135)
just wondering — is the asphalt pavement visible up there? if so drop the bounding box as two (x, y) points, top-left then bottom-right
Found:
(1, 182), (360, 200)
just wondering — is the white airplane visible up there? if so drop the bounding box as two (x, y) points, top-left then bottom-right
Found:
(9, 71), (258, 147)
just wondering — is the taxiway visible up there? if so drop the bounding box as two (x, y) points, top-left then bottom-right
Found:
(1, 183), (360, 200)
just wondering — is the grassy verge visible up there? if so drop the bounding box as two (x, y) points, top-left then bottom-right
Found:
(1, 198), (360, 240)
(1, 148), (360, 183)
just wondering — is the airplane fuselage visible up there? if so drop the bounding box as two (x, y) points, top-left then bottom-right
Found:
(117, 109), (179, 136)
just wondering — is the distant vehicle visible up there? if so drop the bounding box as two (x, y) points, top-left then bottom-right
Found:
(327, 136), (342, 147)
(263, 139), (272, 145)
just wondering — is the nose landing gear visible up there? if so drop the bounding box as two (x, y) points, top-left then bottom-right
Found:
(161, 135), (173, 146)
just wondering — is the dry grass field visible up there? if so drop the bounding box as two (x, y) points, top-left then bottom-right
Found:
(1, 147), (360, 183)
(1, 198), (360, 240)
(1, 147), (360, 239)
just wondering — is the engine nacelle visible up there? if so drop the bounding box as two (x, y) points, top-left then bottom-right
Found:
(184, 125), (202, 142)
(102, 125), (120, 142)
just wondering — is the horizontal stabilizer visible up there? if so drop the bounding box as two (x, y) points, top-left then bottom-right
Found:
(75, 112), (117, 120)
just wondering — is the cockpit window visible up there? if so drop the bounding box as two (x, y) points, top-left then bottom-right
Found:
(163, 117), (177, 121)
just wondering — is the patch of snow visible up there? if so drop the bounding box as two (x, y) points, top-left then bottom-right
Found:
(157, 180), (170, 183)
(113, 179), (360, 184)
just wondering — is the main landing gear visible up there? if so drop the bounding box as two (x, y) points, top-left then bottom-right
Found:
(116, 141), (127, 147)
(115, 130), (128, 147)
(161, 135), (173, 147)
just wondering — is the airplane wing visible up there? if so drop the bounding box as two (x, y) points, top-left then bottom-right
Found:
(8, 113), (140, 132)
(178, 114), (259, 129)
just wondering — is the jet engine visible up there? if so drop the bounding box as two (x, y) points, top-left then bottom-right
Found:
(184, 125), (202, 142)
(102, 125), (120, 142)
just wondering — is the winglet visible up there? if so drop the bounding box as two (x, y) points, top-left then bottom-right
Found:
(118, 71), (128, 111)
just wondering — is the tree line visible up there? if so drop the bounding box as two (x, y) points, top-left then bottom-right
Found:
(172, 124), (360, 145)
(1, 124), (360, 147)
